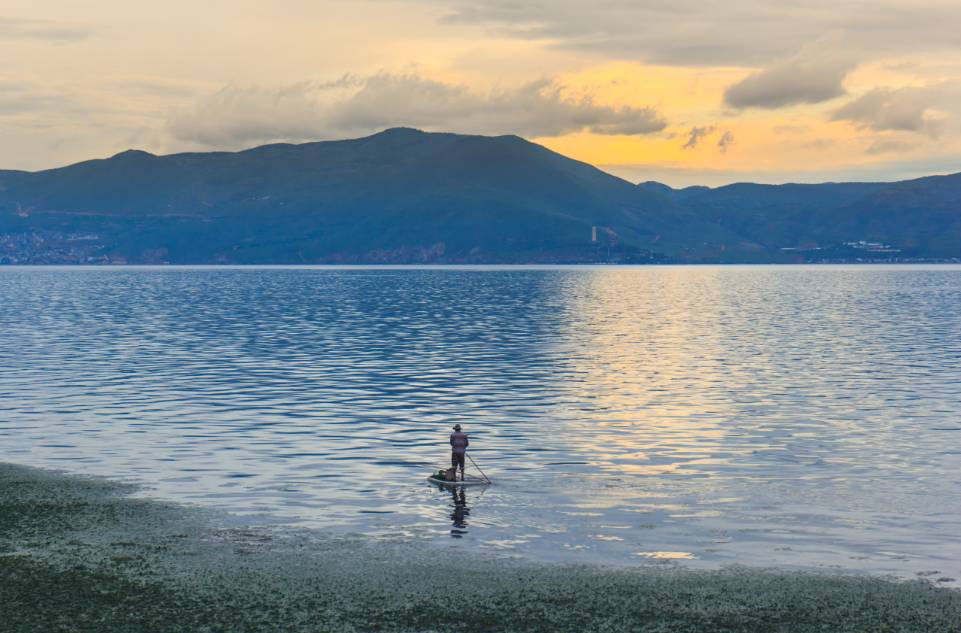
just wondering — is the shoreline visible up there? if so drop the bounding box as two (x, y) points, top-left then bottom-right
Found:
(2, 462), (960, 632)
(3, 262), (961, 268)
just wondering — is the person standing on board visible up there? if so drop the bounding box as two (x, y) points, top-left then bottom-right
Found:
(450, 424), (469, 481)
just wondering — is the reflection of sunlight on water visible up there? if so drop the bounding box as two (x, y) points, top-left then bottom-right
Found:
(556, 268), (732, 478)
(589, 534), (624, 542)
(634, 551), (697, 560)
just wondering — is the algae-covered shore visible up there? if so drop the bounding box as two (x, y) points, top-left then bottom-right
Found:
(2, 462), (960, 632)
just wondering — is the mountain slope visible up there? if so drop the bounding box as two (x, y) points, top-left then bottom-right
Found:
(1, 128), (959, 263)
(647, 175), (961, 260)
(1, 128), (715, 263)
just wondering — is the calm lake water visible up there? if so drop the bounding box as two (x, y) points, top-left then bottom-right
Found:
(2, 265), (960, 582)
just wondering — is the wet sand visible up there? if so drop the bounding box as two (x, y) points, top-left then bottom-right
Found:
(2, 461), (959, 632)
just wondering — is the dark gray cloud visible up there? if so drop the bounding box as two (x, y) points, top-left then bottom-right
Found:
(717, 131), (735, 153)
(425, 1), (961, 67)
(831, 86), (944, 134)
(724, 54), (853, 109)
(0, 18), (92, 41)
(679, 127), (734, 153)
(168, 73), (667, 147)
(681, 126), (715, 149)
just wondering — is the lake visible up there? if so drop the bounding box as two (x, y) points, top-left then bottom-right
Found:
(1, 265), (960, 583)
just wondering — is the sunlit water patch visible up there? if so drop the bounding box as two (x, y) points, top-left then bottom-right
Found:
(1, 265), (960, 585)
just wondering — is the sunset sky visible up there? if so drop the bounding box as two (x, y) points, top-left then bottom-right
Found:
(4, 1), (961, 185)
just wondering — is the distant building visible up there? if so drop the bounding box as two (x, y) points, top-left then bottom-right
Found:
(591, 226), (597, 243)
(844, 240), (901, 253)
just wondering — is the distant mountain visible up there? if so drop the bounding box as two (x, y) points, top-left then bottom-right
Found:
(650, 174), (961, 260)
(0, 128), (959, 263)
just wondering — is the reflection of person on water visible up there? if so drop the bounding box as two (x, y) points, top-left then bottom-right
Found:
(450, 487), (469, 537)
(450, 424), (469, 481)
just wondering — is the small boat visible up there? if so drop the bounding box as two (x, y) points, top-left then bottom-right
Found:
(427, 474), (490, 487)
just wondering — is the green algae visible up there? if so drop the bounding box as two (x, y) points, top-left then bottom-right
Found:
(2, 462), (960, 633)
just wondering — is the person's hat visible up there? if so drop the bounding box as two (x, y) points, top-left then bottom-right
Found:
(453, 424), (461, 431)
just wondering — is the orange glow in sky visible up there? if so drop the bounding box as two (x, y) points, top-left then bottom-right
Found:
(3, 1), (961, 186)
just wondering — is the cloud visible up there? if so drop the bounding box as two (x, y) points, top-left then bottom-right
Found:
(430, 1), (961, 67)
(166, 82), (335, 147)
(0, 18), (92, 41)
(602, 153), (961, 188)
(866, 139), (916, 155)
(831, 86), (945, 134)
(717, 131), (734, 153)
(0, 82), (76, 116)
(99, 78), (202, 99)
(168, 73), (667, 147)
(681, 126), (715, 149)
(724, 50), (854, 109)
(802, 138), (838, 150)
(774, 124), (811, 135)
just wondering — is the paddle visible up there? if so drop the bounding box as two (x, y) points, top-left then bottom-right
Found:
(466, 452), (491, 484)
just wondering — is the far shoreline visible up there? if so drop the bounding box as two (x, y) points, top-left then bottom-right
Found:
(2, 261), (961, 270)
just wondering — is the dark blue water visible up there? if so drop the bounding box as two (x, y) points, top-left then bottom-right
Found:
(2, 265), (960, 582)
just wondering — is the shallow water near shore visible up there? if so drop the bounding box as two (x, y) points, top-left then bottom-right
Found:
(2, 265), (960, 584)
(4, 461), (961, 633)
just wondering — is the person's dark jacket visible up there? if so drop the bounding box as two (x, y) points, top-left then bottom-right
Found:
(450, 432), (469, 454)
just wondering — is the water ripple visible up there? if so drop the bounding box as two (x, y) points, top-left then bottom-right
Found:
(1, 265), (960, 584)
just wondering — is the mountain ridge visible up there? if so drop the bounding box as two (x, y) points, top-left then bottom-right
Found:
(1, 128), (959, 264)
